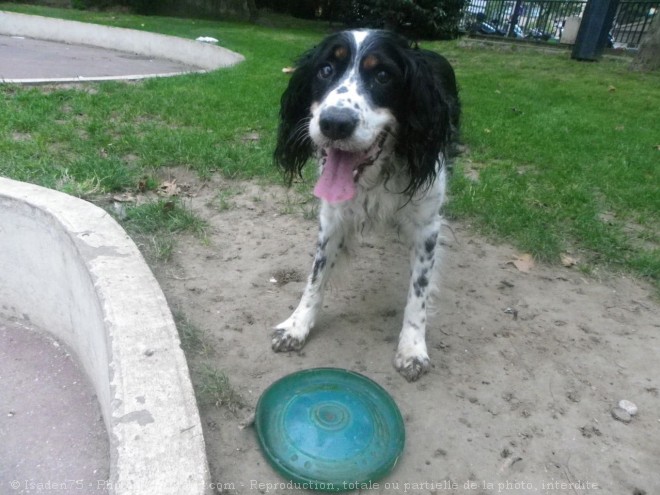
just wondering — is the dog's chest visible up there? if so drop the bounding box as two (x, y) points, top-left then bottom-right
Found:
(331, 184), (424, 237)
(348, 185), (401, 226)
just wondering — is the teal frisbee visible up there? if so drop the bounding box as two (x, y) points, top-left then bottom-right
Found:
(255, 368), (405, 491)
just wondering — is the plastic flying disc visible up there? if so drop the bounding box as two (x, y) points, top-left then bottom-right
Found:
(254, 368), (405, 491)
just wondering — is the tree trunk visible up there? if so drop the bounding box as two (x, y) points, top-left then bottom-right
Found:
(631, 18), (660, 71)
(246, 0), (259, 22)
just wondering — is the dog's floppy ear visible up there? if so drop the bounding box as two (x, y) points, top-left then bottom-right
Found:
(274, 48), (319, 183)
(398, 48), (460, 194)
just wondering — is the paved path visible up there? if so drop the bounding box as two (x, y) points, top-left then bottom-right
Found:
(0, 34), (201, 82)
(0, 320), (109, 493)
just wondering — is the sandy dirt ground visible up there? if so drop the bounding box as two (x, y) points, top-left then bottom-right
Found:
(144, 169), (658, 495)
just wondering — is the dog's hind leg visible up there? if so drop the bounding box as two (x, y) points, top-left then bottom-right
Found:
(272, 208), (349, 352)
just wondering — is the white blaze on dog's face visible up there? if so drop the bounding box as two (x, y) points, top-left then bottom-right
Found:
(275, 29), (459, 206)
(307, 31), (404, 204)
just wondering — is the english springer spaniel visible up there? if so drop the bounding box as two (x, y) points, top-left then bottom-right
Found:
(272, 29), (460, 381)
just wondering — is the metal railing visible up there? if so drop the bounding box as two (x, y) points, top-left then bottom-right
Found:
(460, 0), (658, 48)
(612, 1), (659, 47)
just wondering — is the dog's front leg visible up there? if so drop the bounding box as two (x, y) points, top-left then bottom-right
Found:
(272, 214), (346, 352)
(394, 223), (440, 381)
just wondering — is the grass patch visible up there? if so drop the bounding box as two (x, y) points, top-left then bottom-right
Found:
(0, 3), (327, 193)
(120, 198), (207, 261)
(174, 311), (212, 356)
(171, 311), (244, 412)
(194, 365), (245, 412)
(123, 199), (206, 235)
(434, 44), (660, 283)
(208, 184), (244, 211)
(1, 5), (658, 288)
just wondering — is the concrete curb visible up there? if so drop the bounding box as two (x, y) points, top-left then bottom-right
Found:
(0, 178), (210, 495)
(0, 72), (207, 85)
(0, 10), (245, 82)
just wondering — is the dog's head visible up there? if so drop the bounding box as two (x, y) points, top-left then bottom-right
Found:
(275, 29), (459, 203)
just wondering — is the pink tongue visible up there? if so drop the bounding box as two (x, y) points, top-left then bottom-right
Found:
(313, 149), (363, 203)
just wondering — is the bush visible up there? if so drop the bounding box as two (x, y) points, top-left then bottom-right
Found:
(347, 0), (466, 39)
(69, 0), (248, 17)
(122, 0), (161, 15)
(256, 0), (337, 19)
(257, 0), (465, 39)
(70, 0), (152, 12)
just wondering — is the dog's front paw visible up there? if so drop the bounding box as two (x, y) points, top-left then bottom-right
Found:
(271, 327), (307, 352)
(394, 351), (430, 382)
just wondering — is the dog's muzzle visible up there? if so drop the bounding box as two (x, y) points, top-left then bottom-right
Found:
(319, 107), (359, 141)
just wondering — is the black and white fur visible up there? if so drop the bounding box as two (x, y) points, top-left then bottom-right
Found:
(272, 29), (460, 381)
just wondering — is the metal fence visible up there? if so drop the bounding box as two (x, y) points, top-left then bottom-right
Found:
(612, 1), (659, 46)
(460, 0), (659, 48)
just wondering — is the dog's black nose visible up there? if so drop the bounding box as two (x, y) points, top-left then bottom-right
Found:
(319, 107), (358, 141)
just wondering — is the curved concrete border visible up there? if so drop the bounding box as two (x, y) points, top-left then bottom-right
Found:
(0, 10), (245, 83)
(0, 177), (210, 495)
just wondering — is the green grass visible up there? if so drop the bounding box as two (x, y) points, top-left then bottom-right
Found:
(123, 198), (206, 234)
(0, 4), (658, 288)
(433, 43), (660, 283)
(208, 184), (244, 211)
(0, 3), (326, 192)
(120, 198), (208, 260)
(194, 365), (245, 412)
(172, 308), (244, 412)
(174, 310), (212, 355)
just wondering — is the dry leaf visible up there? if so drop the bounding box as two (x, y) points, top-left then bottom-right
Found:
(158, 179), (180, 197)
(607, 85), (616, 92)
(484, 128), (492, 134)
(510, 253), (534, 273)
(561, 254), (578, 267)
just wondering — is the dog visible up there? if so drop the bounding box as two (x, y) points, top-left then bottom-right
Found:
(272, 29), (460, 381)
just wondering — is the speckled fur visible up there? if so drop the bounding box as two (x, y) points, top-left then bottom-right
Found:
(272, 29), (459, 381)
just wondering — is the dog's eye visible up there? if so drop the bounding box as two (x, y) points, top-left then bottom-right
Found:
(375, 70), (391, 85)
(318, 64), (334, 80)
